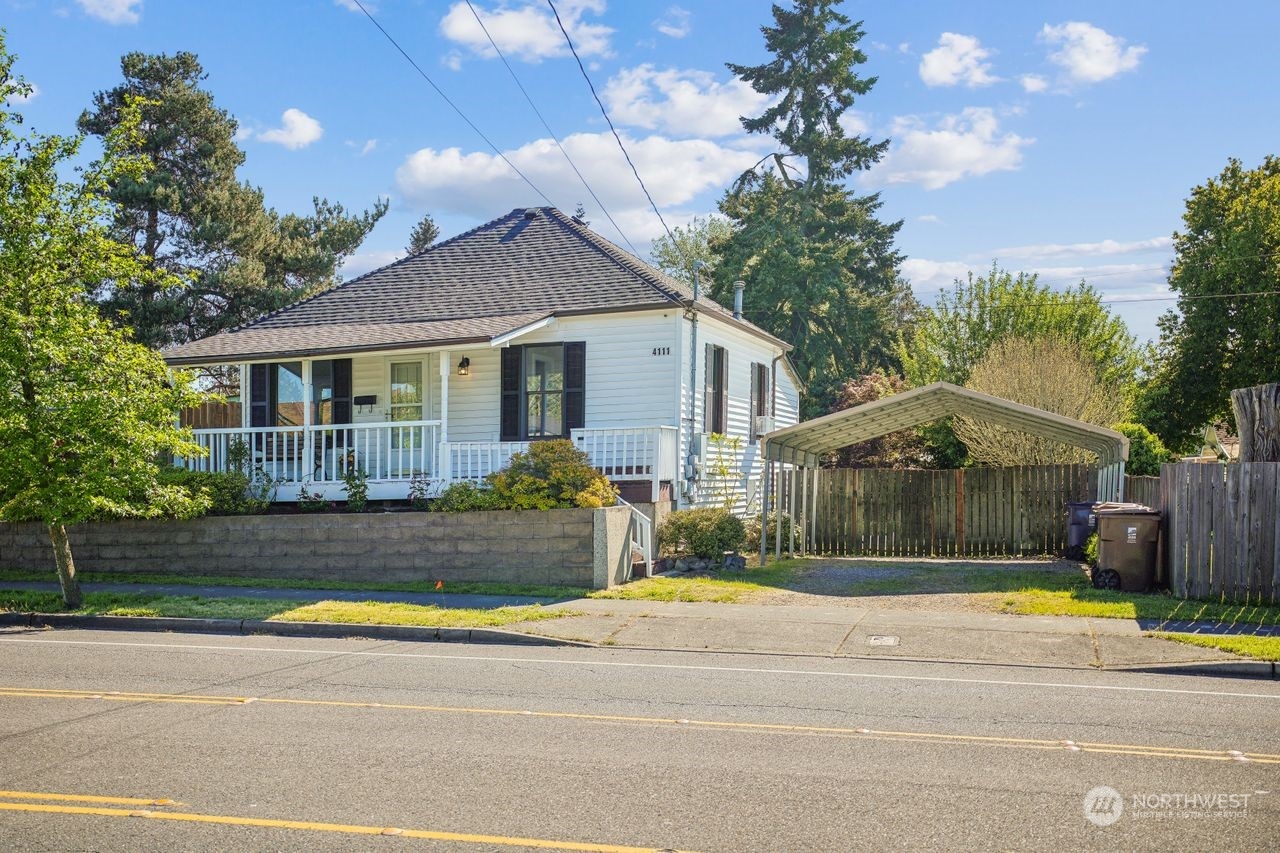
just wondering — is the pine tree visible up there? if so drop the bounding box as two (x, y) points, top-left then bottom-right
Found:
(78, 52), (387, 349)
(407, 212), (440, 254)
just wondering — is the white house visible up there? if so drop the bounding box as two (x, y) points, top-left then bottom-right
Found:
(163, 207), (802, 513)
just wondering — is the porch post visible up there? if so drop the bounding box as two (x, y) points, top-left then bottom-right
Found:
(439, 350), (450, 480)
(301, 360), (313, 482)
(774, 461), (783, 562)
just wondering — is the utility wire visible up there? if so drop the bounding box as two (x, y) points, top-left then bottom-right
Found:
(350, 0), (556, 209)
(545, 0), (677, 248)
(463, 0), (640, 257)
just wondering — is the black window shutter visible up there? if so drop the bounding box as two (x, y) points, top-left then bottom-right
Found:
(249, 364), (270, 428)
(331, 358), (353, 425)
(749, 362), (759, 441)
(716, 348), (728, 435)
(564, 341), (586, 434)
(703, 343), (714, 432)
(500, 347), (521, 441)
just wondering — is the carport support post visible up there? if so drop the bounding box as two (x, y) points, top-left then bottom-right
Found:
(774, 461), (783, 562)
(759, 451), (770, 565)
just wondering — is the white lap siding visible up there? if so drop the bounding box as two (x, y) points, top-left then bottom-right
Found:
(680, 313), (799, 514)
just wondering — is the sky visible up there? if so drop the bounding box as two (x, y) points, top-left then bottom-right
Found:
(5, 0), (1279, 344)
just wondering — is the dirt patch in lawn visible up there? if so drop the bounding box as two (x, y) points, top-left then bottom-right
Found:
(747, 557), (1087, 613)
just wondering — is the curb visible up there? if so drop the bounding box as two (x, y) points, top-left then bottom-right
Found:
(0, 612), (590, 648)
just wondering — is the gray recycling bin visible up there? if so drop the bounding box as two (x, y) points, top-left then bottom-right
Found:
(1092, 506), (1162, 592)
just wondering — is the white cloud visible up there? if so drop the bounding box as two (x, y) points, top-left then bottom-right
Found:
(76, 0), (141, 24)
(394, 132), (759, 240)
(333, 0), (370, 11)
(654, 6), (691, 39)
(868, 108), (1032, 190)
(838, 110), (870, 136)
(361, 138), (378, 156)
(897, 42), (911, 54)
(602, 65), (768, 138)
(439, 0), (612, 63)
(901, 259), (973, 295)
(258, 109), (324, 150)
(992, 236), (1172, 259)
(232, 124), (253, 143)
(919, 33), (999, 88)
(1020, 74), (1048, 93)
(916, 214), (942, 224)
(1040, 22), (1146, 84)
(7, 82), (39, 104)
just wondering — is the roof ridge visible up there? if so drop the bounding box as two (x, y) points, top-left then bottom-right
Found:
(224, 208), (528, 334)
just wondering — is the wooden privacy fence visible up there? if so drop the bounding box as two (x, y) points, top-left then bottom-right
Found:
(782, 465), (1161, 558)
(181, 401), (242, 430)
(1161, 462), (1280, 603)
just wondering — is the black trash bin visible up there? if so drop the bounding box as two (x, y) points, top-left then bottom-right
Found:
(1092, 507), (1162, 592)
(1065, 501), (1097, 559)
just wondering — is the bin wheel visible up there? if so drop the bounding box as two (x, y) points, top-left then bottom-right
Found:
(1093, 568), (1122, 591)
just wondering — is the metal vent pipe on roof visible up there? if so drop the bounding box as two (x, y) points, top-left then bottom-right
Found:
(524, 208), (539, 219)
(733, 280), (745, 319)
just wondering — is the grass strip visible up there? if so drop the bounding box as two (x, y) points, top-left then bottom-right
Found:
(0, 589), (571, 628)
(590, 562), (799, 603)
(1153, 632), (1280, 662)
(999, 588), (1280, 626)
(0, 568), (586, 600)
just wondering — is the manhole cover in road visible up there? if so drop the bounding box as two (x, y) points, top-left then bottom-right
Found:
(868, 635), (900, 646)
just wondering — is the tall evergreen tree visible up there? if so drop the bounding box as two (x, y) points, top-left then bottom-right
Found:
(713, 0), (906, 414)
(78, 52), (387, 349)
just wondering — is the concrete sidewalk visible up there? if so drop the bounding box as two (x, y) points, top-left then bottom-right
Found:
(4, 579), (1273, 673)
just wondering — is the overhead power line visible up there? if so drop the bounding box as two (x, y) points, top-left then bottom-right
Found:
(349, 0), (556, 209)
(545, 0), (677, 249)
(463, 0), (640, 257)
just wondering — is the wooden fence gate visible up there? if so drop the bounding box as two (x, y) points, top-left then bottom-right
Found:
(791, 465), (1159, 558)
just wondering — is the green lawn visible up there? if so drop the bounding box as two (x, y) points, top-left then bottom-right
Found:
(0, 568), (586, 600)
(999, 588), (1280, 626)
(0, 589), (572, 628)
(1153, 632), (1280, 662)
(589, 561), (799, 602)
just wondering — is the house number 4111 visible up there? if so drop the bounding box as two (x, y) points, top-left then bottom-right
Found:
(651, 347), (671, 356)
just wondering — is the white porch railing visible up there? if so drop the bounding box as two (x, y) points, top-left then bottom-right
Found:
(617, 496), (654, 579)
(185, 421), (442, 482)
(186, 424), (678, 500)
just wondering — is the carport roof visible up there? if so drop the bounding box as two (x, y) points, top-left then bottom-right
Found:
(763, 382), (1129, 467)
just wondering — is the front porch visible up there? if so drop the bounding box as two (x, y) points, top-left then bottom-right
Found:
(182, 423), (679, 503)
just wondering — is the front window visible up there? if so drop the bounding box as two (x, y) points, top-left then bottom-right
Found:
(524, 345), (564, 438)
(390, 361), (423, 448)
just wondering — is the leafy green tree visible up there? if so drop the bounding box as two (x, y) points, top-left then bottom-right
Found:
(0, 42), (205, 607)
(901, 263), (1143, 390)
(406, 212), (439, 255)
(1138, 157), (1280, 452)
(713, 0), (907, 416)
(649, 214), (732, 285)
(78, 51), (386, 349)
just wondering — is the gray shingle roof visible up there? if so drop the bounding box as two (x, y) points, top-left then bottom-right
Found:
(163, 207), (787, 365)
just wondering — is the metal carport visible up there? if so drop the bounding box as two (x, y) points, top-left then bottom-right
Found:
(757, 382), (1130, 562)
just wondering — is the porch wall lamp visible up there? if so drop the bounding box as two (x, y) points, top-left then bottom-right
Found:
(457, 356), (471, 376)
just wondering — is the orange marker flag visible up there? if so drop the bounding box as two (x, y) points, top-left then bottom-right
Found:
(435, 580), (443, 590)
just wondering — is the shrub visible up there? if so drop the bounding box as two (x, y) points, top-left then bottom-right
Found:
(743, 511), (794, 553)
(486, 439), (618, 510)
(1113, 422), (1172, 476)
(430, 481), (507, 513)
(154, 467), (270, 517)
(341, 466), (369, 513)
(407, 473), (440, 510)
(1084, 531), (1099, 567)
(658, 508), (746, 559)
(296, 480), (331, 512)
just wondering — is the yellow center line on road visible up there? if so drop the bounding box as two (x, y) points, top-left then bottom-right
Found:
(0, 790), (182, 807)
(0, 801), (690, 852)
(3, 685), (1277, 765)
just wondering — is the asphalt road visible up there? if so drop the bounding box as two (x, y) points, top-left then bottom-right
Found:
(1, 627), (1277, 852)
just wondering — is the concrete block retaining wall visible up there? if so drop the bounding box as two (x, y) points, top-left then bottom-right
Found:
(0, 505), (634, 590)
